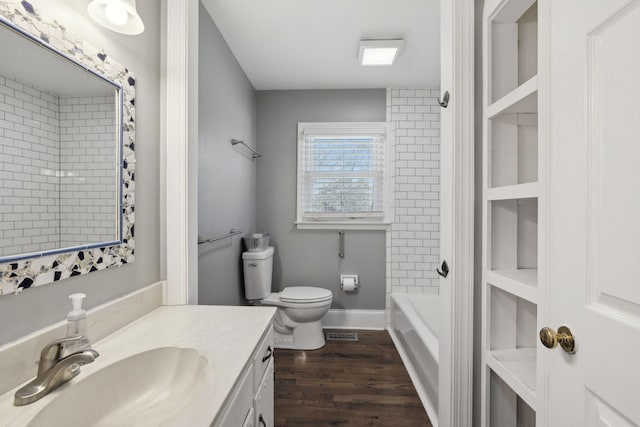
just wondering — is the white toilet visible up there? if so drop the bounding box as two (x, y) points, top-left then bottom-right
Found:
(242, 247), (332, 350)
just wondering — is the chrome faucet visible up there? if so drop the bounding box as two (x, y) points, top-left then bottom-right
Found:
(14, 336), (99, 406)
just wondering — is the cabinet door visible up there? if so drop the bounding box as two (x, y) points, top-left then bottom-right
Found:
(213, 366), (253, 427)
(253, 327), (274, 393)
(254, 359), (274, 427)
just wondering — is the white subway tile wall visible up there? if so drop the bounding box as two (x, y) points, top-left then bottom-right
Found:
(386, 88), (441, 299)
(0, 73), (117, 257)
(0, 74), (61, 257)
(59, 95), (117, 247)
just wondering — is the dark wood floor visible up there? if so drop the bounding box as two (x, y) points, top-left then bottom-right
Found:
(274, 330), (432, 427)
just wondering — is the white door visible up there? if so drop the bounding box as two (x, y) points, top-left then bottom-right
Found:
(544, 0), (640, 425)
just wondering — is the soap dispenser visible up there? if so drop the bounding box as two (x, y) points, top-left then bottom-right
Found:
(61, 293), (91, 356)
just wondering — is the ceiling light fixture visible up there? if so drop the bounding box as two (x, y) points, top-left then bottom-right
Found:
(359, 39), (404, 66)
(88, 0), (145, 35)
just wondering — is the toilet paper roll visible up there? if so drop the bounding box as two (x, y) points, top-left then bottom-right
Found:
(342, 277), (356, 292)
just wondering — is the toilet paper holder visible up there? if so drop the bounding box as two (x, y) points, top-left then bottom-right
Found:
(340, 274), (359, 291)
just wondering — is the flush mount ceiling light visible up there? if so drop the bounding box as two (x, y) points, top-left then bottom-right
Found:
(358, 39), (404, 66)
(88, 0), (144, 35)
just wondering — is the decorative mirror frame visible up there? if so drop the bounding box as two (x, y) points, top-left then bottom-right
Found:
(0, 1), (135, 295)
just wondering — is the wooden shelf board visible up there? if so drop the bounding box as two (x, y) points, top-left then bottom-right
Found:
(486, 347), (537, 409)
(487, 182), (538, 200)
(487, 269), (537, 303)
(487, 75), (538, 118)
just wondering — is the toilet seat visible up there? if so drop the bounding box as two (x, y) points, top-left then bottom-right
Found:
(280, 286), (332, 303)
(259, 286), (332, 308)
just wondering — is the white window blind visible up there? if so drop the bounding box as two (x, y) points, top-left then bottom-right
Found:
(297, 123), (389, 225)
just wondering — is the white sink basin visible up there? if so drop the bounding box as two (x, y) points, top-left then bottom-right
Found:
(28, 347), (207, 427)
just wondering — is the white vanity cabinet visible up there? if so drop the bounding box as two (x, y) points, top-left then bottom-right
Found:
(214, 326), (274, 427)
(253, 359), (274, 427)
(0, 304), (277, 427)
(251, 326), (274, 427)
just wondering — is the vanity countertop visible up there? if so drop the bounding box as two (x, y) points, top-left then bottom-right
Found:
(0, 305), (276, 426)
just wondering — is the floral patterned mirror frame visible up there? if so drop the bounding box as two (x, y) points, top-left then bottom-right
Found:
(0, 1), (135, 295)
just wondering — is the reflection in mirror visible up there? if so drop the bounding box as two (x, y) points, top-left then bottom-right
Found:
(0, 0), (135, 295)
(0, 19), (121, 260)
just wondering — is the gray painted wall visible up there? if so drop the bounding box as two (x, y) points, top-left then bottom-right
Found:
(0, 0), (162, 345)
(256, 90), (387, 310)
(197, 5), (257, 306)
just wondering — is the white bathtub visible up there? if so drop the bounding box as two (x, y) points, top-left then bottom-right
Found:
(389, 293), (439, 427)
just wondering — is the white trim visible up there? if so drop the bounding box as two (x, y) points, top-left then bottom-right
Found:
(438, 0), (476, 426)
(537, 0), (550, 424)
(301, 122), (388, 135)
(480, 2), (492, 425)
(321, 309), (386, 330)
(295, 222), (389, 231)
(164, 0), (199, 305)
(388, 327), (439, 427)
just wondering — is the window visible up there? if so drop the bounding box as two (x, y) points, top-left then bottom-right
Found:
(296, 122), (391, 229)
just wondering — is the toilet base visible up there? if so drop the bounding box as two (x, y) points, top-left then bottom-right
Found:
(273, 320), (326, 350)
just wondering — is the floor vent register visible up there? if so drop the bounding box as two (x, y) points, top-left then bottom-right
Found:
(326, 332), (358, 341)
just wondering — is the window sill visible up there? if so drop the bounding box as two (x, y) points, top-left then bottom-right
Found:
(295, 221), (390, 231)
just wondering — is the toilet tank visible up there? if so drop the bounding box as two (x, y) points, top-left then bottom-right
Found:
(242, 246), (274, 300)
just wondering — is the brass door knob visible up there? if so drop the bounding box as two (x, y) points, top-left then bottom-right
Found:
(539, 326), (576, 354)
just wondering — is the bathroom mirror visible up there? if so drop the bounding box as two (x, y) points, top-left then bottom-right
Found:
(0, 20), (121, 259)
(0, 1), (136, 295)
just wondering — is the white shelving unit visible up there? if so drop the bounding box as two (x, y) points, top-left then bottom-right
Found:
(482, 0), (541, 425)
(487, 347), (536, 407)
(486, 269), (537, 304)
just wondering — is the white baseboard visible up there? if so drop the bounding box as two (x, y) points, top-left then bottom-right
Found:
(321, 309), (386, 330)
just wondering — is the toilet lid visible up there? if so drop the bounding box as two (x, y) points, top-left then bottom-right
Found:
(280, 286), (332, 303)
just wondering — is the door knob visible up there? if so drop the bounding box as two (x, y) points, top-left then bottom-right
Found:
(539, 326), (576, 354)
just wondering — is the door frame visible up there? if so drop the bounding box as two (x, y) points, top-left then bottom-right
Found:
(163, 0), (200, 305)
(438, 0), (475, 426)
(162, 0), (475, 424)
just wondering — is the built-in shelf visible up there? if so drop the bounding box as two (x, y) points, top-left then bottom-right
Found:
(483, 0), (539, 423)
(487, 182), (538, 200)
(493, 0), (537, 22)
(488, 75), (538, 118)
(487, 269), (537, 303)
(487, 347), (536, 409)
